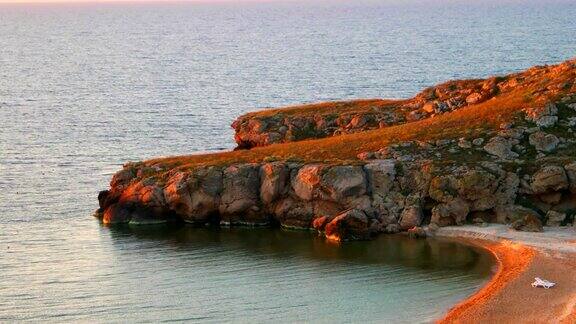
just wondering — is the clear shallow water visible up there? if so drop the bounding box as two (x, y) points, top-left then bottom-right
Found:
(1, 225), (493, 323)
(1, 0), (575, 322)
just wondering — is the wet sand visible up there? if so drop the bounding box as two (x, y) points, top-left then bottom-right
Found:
(437, 225), (576, 323)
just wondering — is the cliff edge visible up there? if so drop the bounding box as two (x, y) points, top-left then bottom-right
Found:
(96, 57), (576, 242)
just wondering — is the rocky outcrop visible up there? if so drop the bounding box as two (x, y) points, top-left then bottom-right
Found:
(233, 59), (576, 149)
(97, 153), (576, 240)
(530, 166), (568, 194)
(97, 58), (576, 241)
(231, 79), (506, 149)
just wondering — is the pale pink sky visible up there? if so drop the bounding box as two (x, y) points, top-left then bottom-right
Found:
(0, 0), (282, 3)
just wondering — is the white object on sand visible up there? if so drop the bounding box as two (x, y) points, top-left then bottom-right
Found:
(532, 277), (556, 289)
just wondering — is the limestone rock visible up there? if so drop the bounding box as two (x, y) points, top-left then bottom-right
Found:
(102, 203), (132, 224)
(164, 172), (194, 217)
(164, 168), (223, 223)
(539, 192), (563, 205)
(120, 179), (167, 214)
(260, 162), (288, 204)
(292, 165), (323, 201)
(472, 138), (485, 146)
(399, 206), (423, 230)
(363, 160), (396, 197)
(495, 205), (540, 225)
(407, 226), (427, 239)
(97, 190), (115, 213)
(320, 166), (367, 201)
(110, 164), (139, 189)
(466, 92), (483, 104)
(273, 198), (314, 229)
(524, 103), (558, 123)
(564, 162), (576, 193)
(431, 198), (469, 226)
(530, 165), (568, 194)
(536, 115), (558, 128)
(528, 131), (559, 152)
(510, 213), (543, 232)
(385, 223), (401, 234)
(324, 209), (371, 242)
(312, 215), (330, 232)
(219, 164), (262, 224)
(456, 170), (498, 202)
(429, 175), (457, 203)
(483, 136), (518, 160)
(546, 210), (566, 226)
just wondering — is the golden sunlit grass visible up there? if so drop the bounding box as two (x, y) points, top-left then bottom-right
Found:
(240, 99), (405, 118)
(147, 89), (527, 170)
(142, 58), (575, 176)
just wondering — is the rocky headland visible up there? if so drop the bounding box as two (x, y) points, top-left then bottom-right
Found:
(96, 57), (576, 243)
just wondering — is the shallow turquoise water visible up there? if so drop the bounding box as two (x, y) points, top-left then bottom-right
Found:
(1, 222), (494, 322)
(1, 0), (575, 322)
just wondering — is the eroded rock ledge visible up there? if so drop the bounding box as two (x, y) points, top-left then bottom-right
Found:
(97, 155), (576, 241)
(96, 58), (576, 242)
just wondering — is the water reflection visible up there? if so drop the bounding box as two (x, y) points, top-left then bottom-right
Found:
(106, 225), (493, 276)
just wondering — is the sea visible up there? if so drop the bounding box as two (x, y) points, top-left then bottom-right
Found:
(1, 0), (575, 322)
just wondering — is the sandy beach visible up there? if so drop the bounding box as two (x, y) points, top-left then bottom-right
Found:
(437, 225), (576, 323)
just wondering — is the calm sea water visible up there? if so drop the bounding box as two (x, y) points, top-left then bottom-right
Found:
(1, 0), (575, 322)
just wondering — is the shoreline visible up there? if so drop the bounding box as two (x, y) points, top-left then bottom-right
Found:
(436, 225), (576, 323)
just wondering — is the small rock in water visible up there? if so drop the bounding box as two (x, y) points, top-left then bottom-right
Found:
(407, 226), (427, 239)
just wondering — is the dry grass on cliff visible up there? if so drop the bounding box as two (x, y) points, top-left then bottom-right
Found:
(146, 89), (529, 171)
(145, 58), (576, 172)
(239, 99), (405, 118)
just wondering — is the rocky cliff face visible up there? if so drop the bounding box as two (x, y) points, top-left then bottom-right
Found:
(96, 58), (576, 242)
(97, 155), (576, 241)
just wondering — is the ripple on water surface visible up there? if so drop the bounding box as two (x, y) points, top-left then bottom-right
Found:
(1, 223), (494, 323)
(1, 1), (574, 322)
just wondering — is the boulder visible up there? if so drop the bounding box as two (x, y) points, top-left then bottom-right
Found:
(546, 210), (566, 226)
(510, 214), (543, 232)
(539, 192), (563, 205)
(273, 198), (315, 229)
(292, 165), (323, 201)
(530, 165), (568, 194)
(407, 226), (427, 239)
(422, 102), (437, 113)
(164, 172), (194, 217)
(466, 92), (483, 104)
(493, 172), (520, 207)
(164, 168), (223, 223)
(528, 131), (559, 152)
(565, 162), (576, 193)
(324, 209), (371, 242)
(429, 175), (457, 203)
(495, 205), (540, 224)
(320, 166), (366, 201)
(472, 138), (485, 146)
(102, 203), (132, 224)
(119, 179), (167, 215)
(97, 190), (115, 212)
(385, 223), (401, 234)
(535, 115), (558, 128)
(524, 103), (557, 122)
(483, 136), (518, 160)
(312, 216), (331, 232)
(260, 162), (288, 204)
(456, 170), (497, 202)
(399, 206), (423, 230)
(219, 164), (262, 224)
(431, 198), (469, 226)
